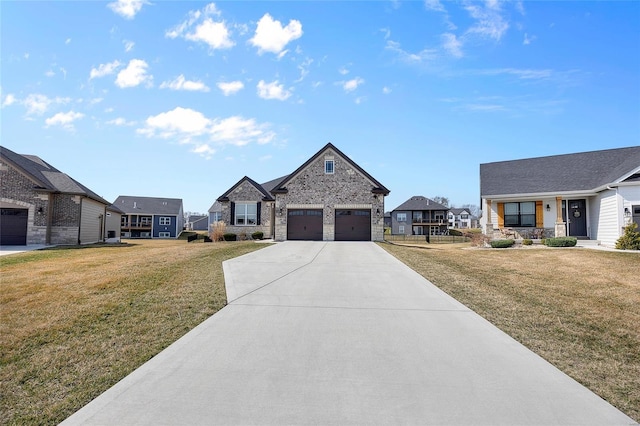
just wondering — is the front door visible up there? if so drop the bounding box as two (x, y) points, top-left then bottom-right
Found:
(565, 199), (587, 237)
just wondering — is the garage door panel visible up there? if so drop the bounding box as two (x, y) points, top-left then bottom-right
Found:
(335, 209), (371, 241)
(0, 208), (28, 245)
(287, 209), (323, 240)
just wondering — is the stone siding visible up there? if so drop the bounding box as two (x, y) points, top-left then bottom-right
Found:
(220, 180), (274, 239)
(274, 148), (385, 241)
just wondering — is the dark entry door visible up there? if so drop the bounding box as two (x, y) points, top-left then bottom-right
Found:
(0, 208), (28, 245)
(287, 209), (323, 240)
(566, 199), (587, 237)
(335, 209), (371, 241)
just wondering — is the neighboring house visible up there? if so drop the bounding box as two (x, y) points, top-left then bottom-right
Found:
(214, 143), (389, 241)
(0, 145), (113, 245)
(448, 208), (478, 229)
(383, 211), (392, 231)
(391, 196), (450, 235)
(208, 201), (223, 231)
(105, 204), (123, 243)
(115, 195), (184, 239)
(186, 215), (208, 231)
(480, 146), (640, 246)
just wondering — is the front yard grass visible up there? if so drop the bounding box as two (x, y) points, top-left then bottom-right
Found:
(381, 242), (640, 421)
(0, 240), (265, 425)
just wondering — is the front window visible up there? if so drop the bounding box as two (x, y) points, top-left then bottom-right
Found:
(211, 212), (222, 222)
(159, 217), (171, 225)
(325, 159), (334, 174)
(504, 202), (535, 227)
(412, 212), (422, 222)
(397, 213), (407, 222)
(398, 225), (405, 234)
(159, 232), (171, 238)
(235, 203), (257, 225)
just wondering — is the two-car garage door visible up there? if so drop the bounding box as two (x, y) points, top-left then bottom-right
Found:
(0, 208), (28, 245)
(287, 208), (371, 241)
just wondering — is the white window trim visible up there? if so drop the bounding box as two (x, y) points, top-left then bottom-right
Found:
(159, 217), (171, 225)
(159, 231), (171, 238)
(325, 159), (335, 174)
(234, 202), (258, 226)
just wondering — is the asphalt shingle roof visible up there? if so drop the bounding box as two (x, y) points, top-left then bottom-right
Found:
(0, 145), (110, 205)
(480, 146), (640, 196)
(393, 196), (448, 211)
(114, 195), (183, 215)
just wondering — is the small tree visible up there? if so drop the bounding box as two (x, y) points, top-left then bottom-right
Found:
(615, 223), (640, 250)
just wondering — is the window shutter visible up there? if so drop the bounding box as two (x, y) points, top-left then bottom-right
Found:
(257, 202), (262, 225)
(497, 203), (504, 228)
(230, 202), (235, 225)
(535, 201), (544, 228)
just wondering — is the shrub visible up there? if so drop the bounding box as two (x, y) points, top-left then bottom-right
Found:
(490, 239), (515, 248)
(522, 238), (533, 246)
(449, 229), (463, 236)
(251, 231), (264, 240)
(615, 223), (640, 250)
(223, 233), (237, 241)
(210, 221), (226, 242)
(545, 237), (577, 247)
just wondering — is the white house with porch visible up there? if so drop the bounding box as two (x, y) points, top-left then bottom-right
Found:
(480, 146), (640, 247)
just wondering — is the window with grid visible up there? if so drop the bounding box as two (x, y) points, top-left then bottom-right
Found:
(504, 202), (535, 227)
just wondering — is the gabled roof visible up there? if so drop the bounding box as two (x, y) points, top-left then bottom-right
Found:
(393, 196), (449, 211)
(0, 145), (110, 205)
(114, 195), (183, 215)
(208, 200), (222, 213)
(480, 146), (640, 197)
(217, 176), (275, 202)
(449, 208), (469, 215)
(271, 143), (390, 195)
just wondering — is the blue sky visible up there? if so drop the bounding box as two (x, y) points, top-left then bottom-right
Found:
(2, 1), (639, 215)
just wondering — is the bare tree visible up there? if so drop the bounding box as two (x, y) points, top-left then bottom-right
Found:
(460, 203), (480, 217)
(432, 196), (450, 207)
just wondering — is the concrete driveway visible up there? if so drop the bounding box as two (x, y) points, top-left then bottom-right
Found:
(62, 242), (636, 425)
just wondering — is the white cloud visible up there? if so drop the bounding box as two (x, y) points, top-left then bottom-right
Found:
(45, 70), (56, 77)
(385, 40), (438, 64)
(342, 77), (364, 93)
(2, 94), (16, 107)
(123, 40), (135, 52)
(107, 117), (135, 126)
(382, 86), (392, 94)
(137, 107), (276, 156)
(338, 66), (349, 75)
(442, 33), (463, 58)
(523, 33), (536, 45)
(259, 154), (273, 162)
(257, 80), (292, 101)
(480, 68), (552, 80)
(250, 13), (303, 56)
(217, 81), (244, 96)
(23, 94), (68, 115)
(425, 0), (445, 12)
(115, 59), (152, 88)
(160, 75), (210, 92)
(210, 116), (275, 146)
(65, 38), (71, 44)
(464, 1), (509, 41)
(107, 0), (148, 19)
(45, 111), (84, 130)
(166, 4), (233, 50)
(90, 60), (121, 79)
(186, 18), (234, 49)
(295, 58), (313, 83)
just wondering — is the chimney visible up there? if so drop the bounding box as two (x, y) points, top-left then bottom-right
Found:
(133, 201), (137, 209)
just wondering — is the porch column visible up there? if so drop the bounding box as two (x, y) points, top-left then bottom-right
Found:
(485, 199), (494, 236)
(554, 196), (566, 237)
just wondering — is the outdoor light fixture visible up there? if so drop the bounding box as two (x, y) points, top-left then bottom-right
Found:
(546, 204), (551, 211)
(37, 207), (43, 214)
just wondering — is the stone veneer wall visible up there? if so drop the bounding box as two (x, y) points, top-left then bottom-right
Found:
(220, 180), (274, 239)
(274, 149), (385, 241)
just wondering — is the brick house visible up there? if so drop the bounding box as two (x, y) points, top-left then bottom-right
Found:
(0, 145), (113, 246)
(215, 143), (390, 241)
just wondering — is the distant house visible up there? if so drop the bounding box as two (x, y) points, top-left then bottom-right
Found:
(105, 204), (123, 243)
(480, 146), (640, 246)
(186, 215), (208, 231)
(208, 201), (223, 232)
(115, 196), (184, 239)
(212, 143), (389, 241)
(0, 145), (113, 246)
(448, 208), (478, 229)
(391, 196), (450, 236)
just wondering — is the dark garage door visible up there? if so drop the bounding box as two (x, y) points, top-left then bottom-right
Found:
(287, 209), (323, 240)
(335, 209), (371, 241)
(0, 208), (28, 245)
